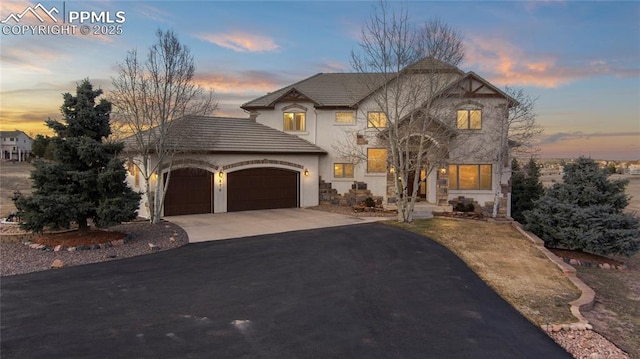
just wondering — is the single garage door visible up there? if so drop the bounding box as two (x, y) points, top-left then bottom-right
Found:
(227, 168), (299, 212)
(164, 168), (213, 216)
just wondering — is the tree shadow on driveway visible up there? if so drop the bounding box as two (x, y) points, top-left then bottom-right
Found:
(1, 223), (570, 358)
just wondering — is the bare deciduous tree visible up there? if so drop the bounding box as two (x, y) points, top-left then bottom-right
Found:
(340, 1), (465, 222)
(111, 29), (216, 224)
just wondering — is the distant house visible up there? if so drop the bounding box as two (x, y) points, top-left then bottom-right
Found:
(0, 130), (32, 162)
(629, 163), (640, 175)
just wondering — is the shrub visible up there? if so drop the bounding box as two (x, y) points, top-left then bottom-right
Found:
(524, 157), (639, 256)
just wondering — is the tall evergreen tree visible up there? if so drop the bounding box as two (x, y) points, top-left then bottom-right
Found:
(524, 157), (639, 256)
(511, 158), (544, 223)
(16, 80), (140, 232)
(510, 159), (525, 222)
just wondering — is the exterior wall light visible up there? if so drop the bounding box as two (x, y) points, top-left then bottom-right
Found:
(304, 169), (309, 176)
(439, 166), (447, 174)
(218, 170), (223, 191)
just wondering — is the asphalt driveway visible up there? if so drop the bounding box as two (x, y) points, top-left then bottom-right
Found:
(1, 223), (570, 358)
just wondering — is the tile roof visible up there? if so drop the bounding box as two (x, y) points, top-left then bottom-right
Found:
(241, 73), (389, 109)
(122, 116), (326, 155)
(241, 57), (467, 110)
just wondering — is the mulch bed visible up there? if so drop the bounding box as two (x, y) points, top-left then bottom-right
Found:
(32, 229), (127, 247)
(549, 248), (625, 268)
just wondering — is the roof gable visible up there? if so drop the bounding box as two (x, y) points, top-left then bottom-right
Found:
(440, 72), (518, 105)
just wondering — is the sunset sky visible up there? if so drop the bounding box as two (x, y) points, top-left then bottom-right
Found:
(1, 1), (638, 160)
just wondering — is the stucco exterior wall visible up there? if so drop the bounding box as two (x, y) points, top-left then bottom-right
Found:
(249, 75), (513, 217)
(126, 153), (320, 218)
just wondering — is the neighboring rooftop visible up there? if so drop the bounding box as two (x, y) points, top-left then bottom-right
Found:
(122, 116), (326, 154)
(0, 130), (32, 139)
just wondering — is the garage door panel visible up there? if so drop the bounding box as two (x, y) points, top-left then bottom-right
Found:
(164, 168), (213, 216)
(228, 168), (299, 212)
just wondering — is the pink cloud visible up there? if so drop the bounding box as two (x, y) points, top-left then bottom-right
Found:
(195, 71), (285, 94)
(195, 32), (279, 53)
(464, 35), (638, 88)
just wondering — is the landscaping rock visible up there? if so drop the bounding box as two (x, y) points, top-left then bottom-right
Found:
(53, 245), (64, 252)
(111, 239), (125, 246)
(50, 259), (64, 269)
(148, 243), (160, 251)
(67, 247), (76, 252)
(569, 258), (580, 266)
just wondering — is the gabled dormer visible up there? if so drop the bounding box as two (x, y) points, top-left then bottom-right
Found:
(441, 72), (518, 106)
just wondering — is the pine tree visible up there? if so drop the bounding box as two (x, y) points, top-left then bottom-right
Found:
(16, 80), (140, 233)
(524, 157), (639, 256)
(511, 158), (544, 224)
(510, 159), (526, 222)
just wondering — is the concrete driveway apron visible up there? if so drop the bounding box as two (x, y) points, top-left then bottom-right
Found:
(167, 208), (386, 243)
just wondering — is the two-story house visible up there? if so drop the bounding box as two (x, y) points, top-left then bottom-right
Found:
(241, 57), (516, 217)
(1, 130), (32, 162)
(126, 57), (516, 218)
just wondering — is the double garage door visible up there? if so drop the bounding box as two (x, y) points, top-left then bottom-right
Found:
(164, 167), (299, 216)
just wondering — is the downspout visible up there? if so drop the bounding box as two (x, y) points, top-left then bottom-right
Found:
(314, 108), (318, 145)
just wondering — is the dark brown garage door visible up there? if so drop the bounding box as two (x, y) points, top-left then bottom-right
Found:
(227, 168), (299, 212)
(164, 168), (213, 216)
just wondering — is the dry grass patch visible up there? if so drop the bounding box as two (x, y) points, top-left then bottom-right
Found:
(577, 253), (640, 358)
(391, 218), (581, 326)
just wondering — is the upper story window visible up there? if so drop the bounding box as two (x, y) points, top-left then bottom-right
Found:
(367, 112), (387, 128)
(457, 109), (482, 129)
(284, 112), (305, 131)
(335, 111), (355, 124)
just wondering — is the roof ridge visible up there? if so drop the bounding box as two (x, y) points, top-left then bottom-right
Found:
(241, 72), (324, 108)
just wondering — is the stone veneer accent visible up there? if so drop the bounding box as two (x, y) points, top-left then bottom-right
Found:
(436, 168), (449, 206)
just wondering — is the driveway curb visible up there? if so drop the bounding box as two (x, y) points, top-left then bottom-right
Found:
(511, 222), (596, 331)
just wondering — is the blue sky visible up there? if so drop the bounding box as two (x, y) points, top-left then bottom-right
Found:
(1, 1), (638, 160)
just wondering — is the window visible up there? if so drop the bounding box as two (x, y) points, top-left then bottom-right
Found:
(284, 112), (305, 131)
(334, 163), (354, 178)
(448, 164), (492, 190)
(457, 109), (482, 129)
(367, 112), (387, 128)
(335, 112), (355, 124)
(367, 148), (387, 173)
